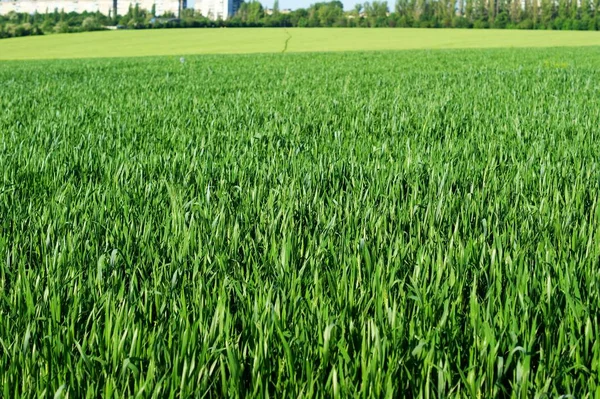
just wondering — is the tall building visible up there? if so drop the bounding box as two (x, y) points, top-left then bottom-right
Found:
(193, 0), (240, 20)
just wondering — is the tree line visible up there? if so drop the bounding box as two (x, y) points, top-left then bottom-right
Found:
(2, 0), (600, 39)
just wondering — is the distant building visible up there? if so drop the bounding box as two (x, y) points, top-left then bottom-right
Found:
(264, 8), (291, 15)
(194, 0), (241, 20)
(42, 0), (111, 14)
(0, 0), (181, 16)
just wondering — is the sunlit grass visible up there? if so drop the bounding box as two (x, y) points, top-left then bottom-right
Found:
(1, 47), (599, 397)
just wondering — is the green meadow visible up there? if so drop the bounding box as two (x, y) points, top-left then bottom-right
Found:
(1, 28), (600, 60)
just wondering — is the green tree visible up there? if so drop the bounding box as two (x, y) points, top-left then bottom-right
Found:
(441, 0), (455, 26)
(568, 0), (578, 20)
(82, 16), (100, 31)
(488, 0), (495, 22)
(473, 0), (487, 23)
(457, 0), (465, 16)
(237, 1), (264, 23)
(306, 2), (343, 27)
(53, 21), (69, 33)
(364, 1), (389, 26)
(465, 0), (474, 21)
(395, 0), (410, 17)
(540, 0), (554, 28)
(509, 0), (522, 24)
(413, 0), (427, 23)
(557, 0), (568, 19)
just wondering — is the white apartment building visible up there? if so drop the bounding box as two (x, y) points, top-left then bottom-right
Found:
(193, 0), (240, 20)
(116, 0), (181, 16)
(0, 0), (180, 16)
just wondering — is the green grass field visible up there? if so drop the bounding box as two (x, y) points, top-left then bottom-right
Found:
(1, 46), (600, 397)
(1, 28), (600, 60)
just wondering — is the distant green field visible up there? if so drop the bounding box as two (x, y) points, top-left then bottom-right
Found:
(1, 28), (600, 60)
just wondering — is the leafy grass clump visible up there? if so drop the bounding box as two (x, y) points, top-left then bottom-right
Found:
(1, 47), (600, 397)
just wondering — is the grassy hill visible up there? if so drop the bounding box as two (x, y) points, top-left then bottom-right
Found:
(1, 28), (600, 60)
